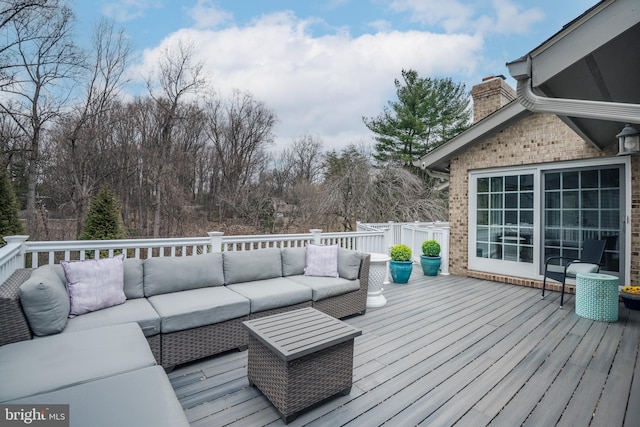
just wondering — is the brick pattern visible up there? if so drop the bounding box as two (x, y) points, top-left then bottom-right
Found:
(447, 111), (633, 287)
(471, 77), (516, 123)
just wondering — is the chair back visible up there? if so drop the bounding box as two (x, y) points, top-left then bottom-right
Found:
(580, 239), (606, 265)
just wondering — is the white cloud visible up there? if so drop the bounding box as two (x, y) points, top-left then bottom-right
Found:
(101, 0), (162, 22)
(389, 0), (474, 33)
(187, 0), (233, 29)
(389, 0), (544, 36)
(486, 0), (544, 35)
(134, 11), (483, 152)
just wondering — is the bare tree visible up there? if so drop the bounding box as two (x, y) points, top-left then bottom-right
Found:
(367, 163), (448, 222)
(322, 144), (372, 231)
(286, 134), (324, 183)
(204, 90), (276, 221)
(145, 39), (206, 237)
(0, 1), (83, 235)
(60, 19), (130, 236)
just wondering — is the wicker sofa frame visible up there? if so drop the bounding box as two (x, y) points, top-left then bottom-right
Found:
(0, 253), (370, 369)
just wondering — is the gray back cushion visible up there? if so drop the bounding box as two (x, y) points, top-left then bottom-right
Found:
(143, 253), (224, 297)
(338, 248), (362, 280)
(223, 248), (283, 284)
(19, 265), (69, 336)
(281, 247), (306, 276)
(123, 258), (144, 299)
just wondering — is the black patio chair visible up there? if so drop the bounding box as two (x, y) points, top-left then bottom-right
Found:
(542, 238), (607, 308)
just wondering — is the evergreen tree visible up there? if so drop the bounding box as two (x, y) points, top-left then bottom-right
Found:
(364, 69), (471, 163)
(0, 167), (25, 245)
(80, 186), (127, 241)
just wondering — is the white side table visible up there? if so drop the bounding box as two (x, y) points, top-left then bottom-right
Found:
(367, 253), (390, 308)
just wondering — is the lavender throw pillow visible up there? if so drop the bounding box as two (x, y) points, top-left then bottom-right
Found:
(304, 244), (339, 278)
(62, 255), (126, 317)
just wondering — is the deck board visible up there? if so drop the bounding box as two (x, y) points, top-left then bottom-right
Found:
(170, 271), (640, 426)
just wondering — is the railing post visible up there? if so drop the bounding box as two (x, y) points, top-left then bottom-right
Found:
(309, 229), (322, 245)
(387, 221), (395, 246)
(383, 228), (392, 255)
(207, 232), (224, 253)
(440, 225), (450, 275)
(3, 235), (29, 268)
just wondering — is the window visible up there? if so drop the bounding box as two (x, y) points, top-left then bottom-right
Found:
(468, 158), (628, 281)
(475, 173), (534, 263)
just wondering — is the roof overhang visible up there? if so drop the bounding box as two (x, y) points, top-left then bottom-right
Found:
(507, 0), (640, 149)
(416, 0), (640, 175)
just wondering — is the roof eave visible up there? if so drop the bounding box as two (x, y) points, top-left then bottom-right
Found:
(414, 102), (530, 173)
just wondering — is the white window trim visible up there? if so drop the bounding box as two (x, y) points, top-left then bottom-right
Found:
(467, 156), (631, 282)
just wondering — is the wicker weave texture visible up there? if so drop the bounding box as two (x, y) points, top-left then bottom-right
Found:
(314, 253), (370, 319)
(247, 335), (354, 420)
(248, 302), (312, 320)
(575, 273), (619, 322)
(161, 316), (248, 368)
(146, 334), (162, 363)
(0, 269), (34, 346)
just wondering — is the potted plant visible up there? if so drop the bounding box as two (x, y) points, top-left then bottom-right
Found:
(389, 244), (413, 284)
(420, 239), (441, 276)
(620, 286), (640, 310)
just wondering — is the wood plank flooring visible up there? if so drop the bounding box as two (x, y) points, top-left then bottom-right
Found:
(169, 272), (640, 426)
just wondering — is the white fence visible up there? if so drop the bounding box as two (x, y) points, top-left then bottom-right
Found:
(400, 222), (450, 275)
(0, 230), (386, 283)
(0, 222), (450, 282)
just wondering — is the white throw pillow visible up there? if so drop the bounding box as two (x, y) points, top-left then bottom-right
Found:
(304, 244), (339, 278)
(62, 254), (126, 317)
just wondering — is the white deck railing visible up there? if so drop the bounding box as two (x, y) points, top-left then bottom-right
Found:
(401, 222), (450, 275)
(0, 230), (387, 283)
(1, 222), (451, 282)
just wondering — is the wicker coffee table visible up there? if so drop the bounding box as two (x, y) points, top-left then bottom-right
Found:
(242, 307), (362, 423)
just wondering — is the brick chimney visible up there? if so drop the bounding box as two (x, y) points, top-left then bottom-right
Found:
(471, 75), (516, 123)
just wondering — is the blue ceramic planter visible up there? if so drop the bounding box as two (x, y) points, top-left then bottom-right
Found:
(389, 260), (413, 284)
(420, 255), (441, 276)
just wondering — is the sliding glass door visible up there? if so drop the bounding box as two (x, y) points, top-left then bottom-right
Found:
(542, 166), (623, 277)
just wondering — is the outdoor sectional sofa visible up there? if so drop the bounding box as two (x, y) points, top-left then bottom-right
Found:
(0, 246), (370, 426)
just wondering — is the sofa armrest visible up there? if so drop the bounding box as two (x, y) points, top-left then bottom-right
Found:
(0, 269), (34, 346)
(358, 253), (371, 293)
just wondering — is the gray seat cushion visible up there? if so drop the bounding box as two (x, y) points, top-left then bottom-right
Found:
(63, 298), (161, 337)
(143, 253), (225, 297)
(285, 275), (361, 301)
(0, 322), (156, 402)
(223, 248), (283, 284)
(7, 366), (189, 427)
(148, 287), (250, 333)
(227, 278), (312, 313)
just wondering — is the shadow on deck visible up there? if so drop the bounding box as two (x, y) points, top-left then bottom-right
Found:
(169, 270), (640, 427)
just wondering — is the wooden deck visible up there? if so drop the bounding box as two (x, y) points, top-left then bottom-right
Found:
(169, 272), (640, 426)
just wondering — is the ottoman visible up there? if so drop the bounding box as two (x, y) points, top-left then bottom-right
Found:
(243, 307), (361, 423)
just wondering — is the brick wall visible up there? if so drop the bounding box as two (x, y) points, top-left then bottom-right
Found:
(447, 111), (628, 289)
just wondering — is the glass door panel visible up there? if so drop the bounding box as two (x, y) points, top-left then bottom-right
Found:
(542, 166), (623, 276)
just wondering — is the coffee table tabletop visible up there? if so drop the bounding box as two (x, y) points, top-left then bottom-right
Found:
(242, 307), (361, 362)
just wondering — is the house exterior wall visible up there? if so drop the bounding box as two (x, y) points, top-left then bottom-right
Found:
(447, 112), (629, 289)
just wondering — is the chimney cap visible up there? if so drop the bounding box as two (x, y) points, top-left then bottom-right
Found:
(481, 74), (506, 82)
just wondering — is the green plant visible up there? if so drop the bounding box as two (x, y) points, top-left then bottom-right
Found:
(0, 167), (24, 245)
(421, 240), (441, 257)
(80, 187), (127, 258)
(390, 244), (412, 262)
